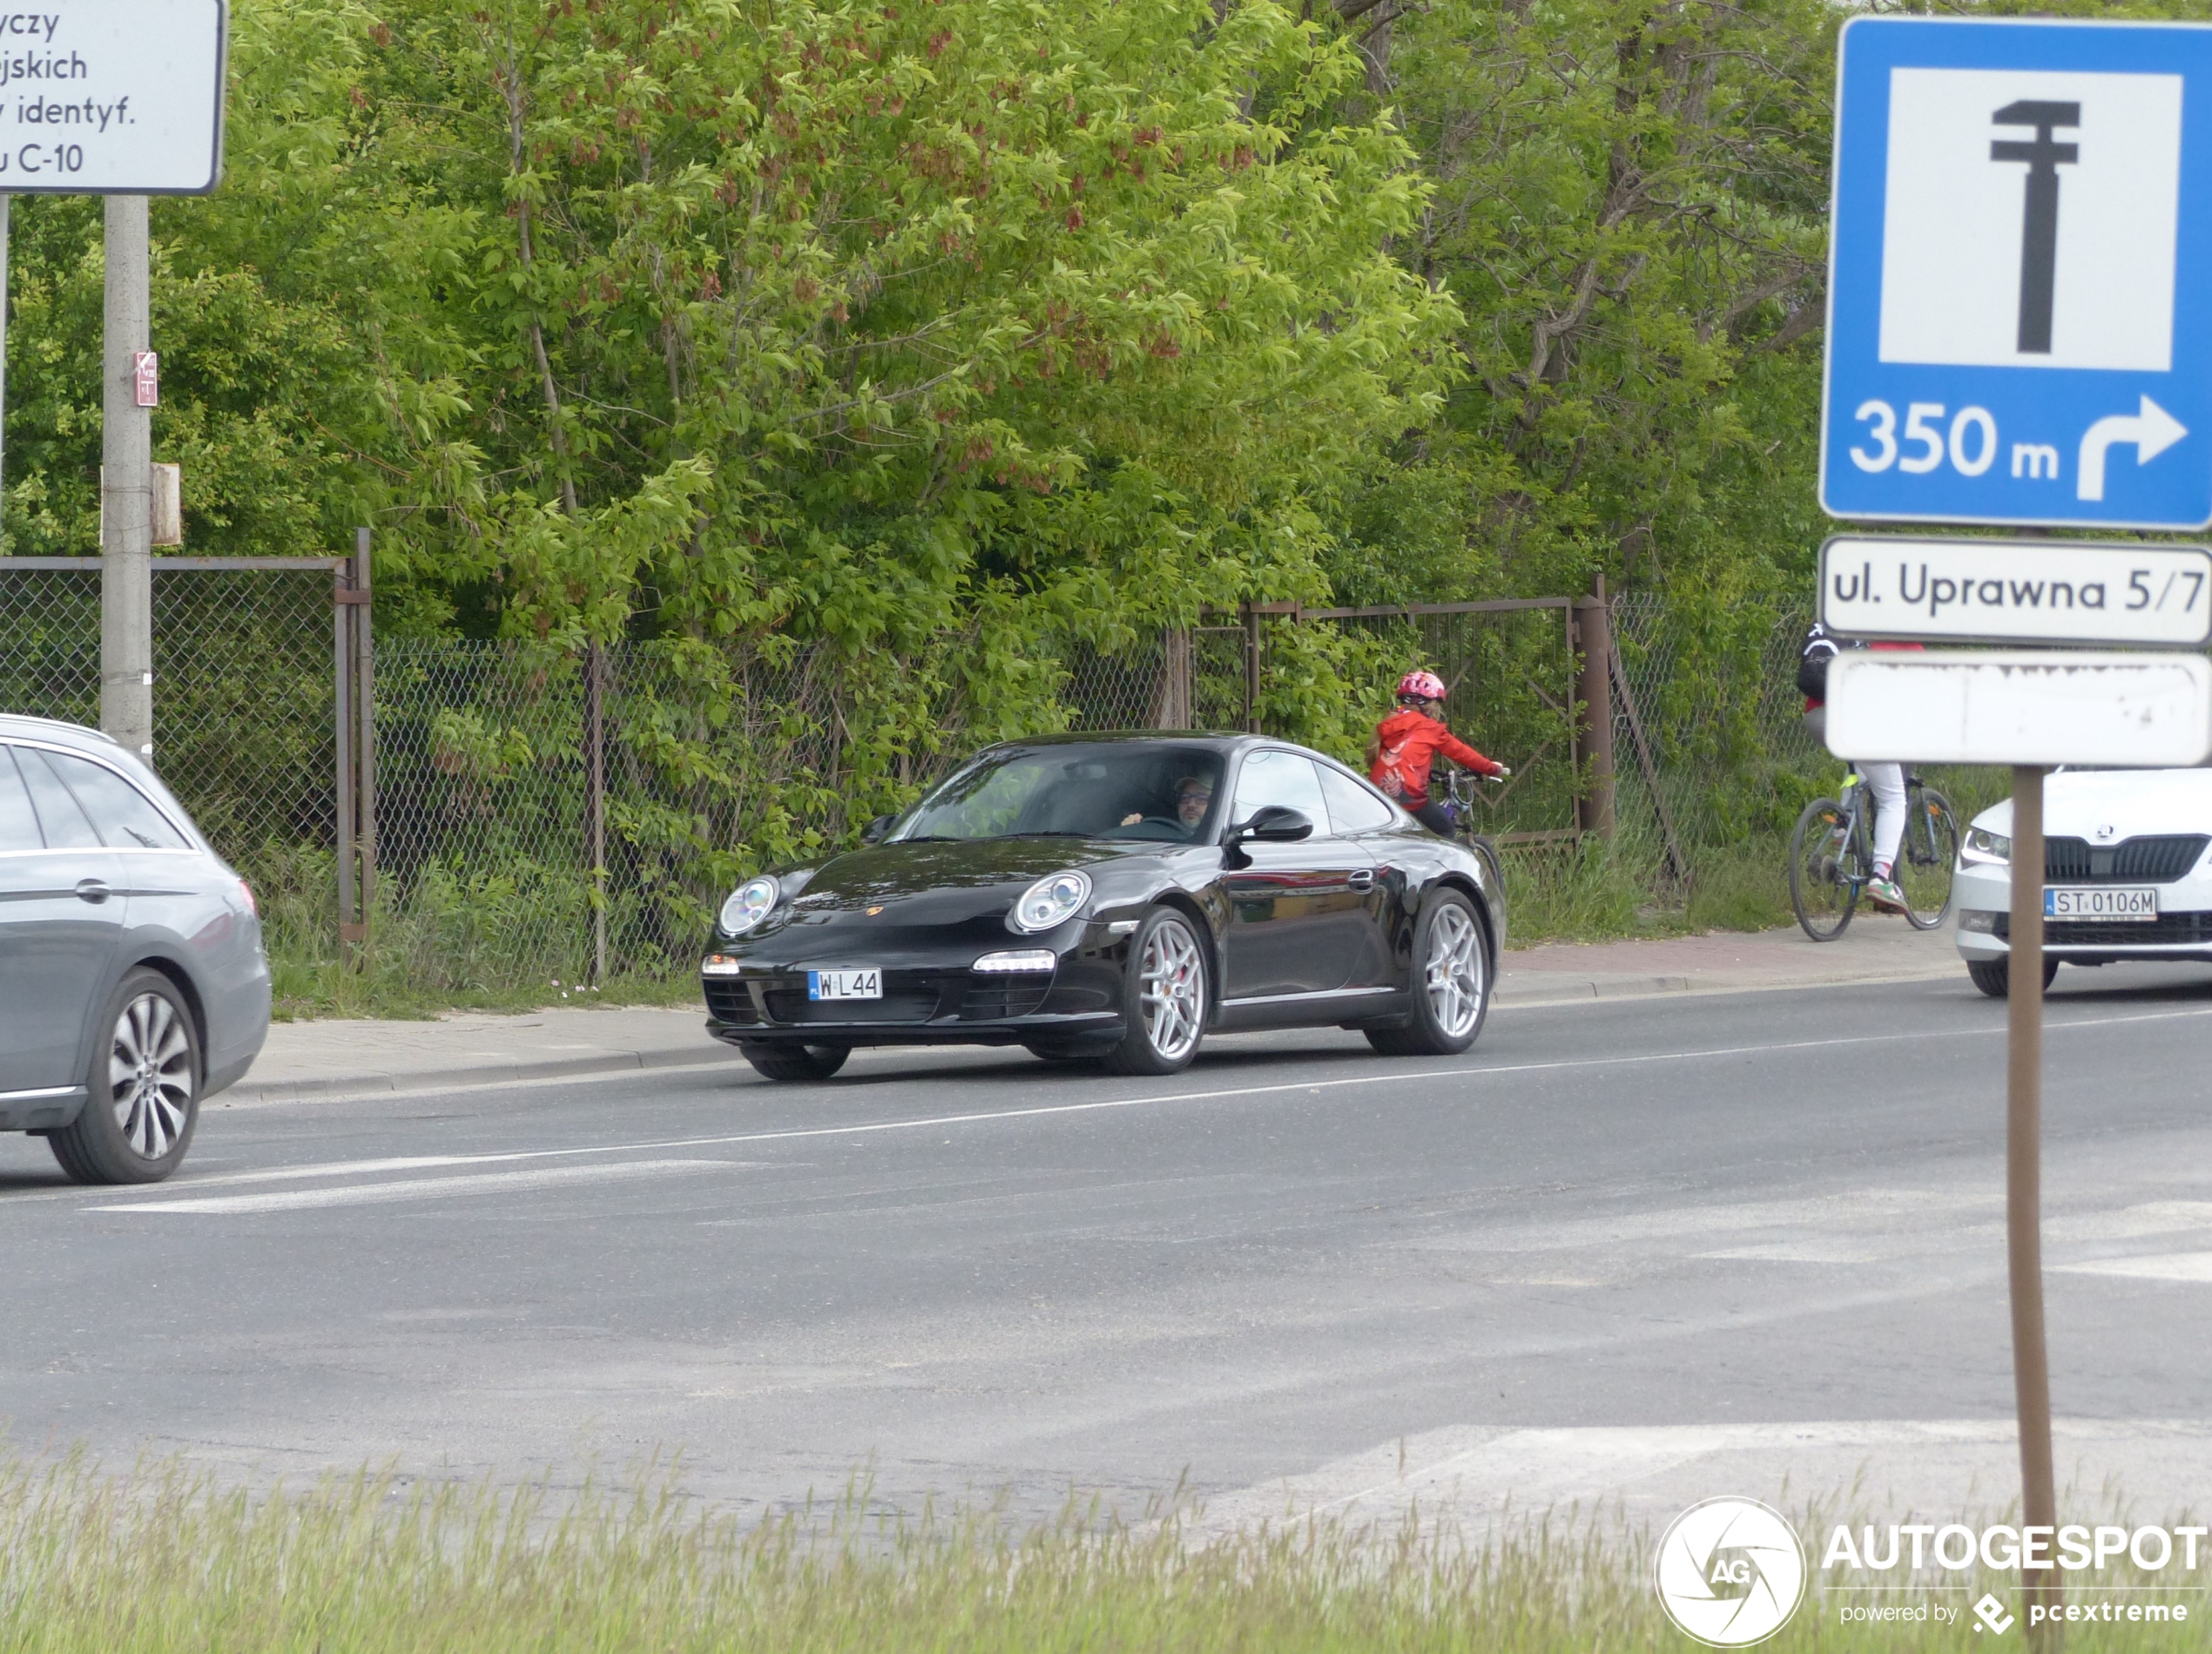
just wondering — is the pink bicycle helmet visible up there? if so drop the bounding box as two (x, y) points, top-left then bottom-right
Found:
(1396, 668), (1447, 702)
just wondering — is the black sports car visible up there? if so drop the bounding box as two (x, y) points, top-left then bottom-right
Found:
(700, 732), (1504, 1081)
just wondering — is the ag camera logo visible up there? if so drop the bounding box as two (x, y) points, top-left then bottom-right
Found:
(1656, 1497), (1807, 1646)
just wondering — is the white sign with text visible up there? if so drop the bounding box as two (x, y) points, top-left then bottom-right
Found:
(1818, 535), (2212, 645)
(1825, 651), (2212, 766)
(0, 0), (225, 193)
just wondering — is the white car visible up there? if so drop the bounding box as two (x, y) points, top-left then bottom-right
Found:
(1955, 768), (2212, 997)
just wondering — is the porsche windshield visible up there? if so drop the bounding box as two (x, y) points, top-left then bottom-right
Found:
(895, 746), (1226, 843)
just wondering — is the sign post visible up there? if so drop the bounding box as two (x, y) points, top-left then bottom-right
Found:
(1822, 18), (2212, 1634)
(0, 0), (228, 760)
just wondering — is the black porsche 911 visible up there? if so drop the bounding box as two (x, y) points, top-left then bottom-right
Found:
(699, 732), (1505, 1081)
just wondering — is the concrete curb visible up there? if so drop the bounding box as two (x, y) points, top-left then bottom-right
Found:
(220, 1041), (727, 1107)
(219, 959), (1975, 1108)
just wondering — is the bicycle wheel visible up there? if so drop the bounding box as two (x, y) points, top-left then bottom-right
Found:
(1898, 786), (1959, 930)
(1790, 797), (1860, 942)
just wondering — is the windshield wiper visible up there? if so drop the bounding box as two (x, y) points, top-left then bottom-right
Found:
(992, 830), (1093, 839)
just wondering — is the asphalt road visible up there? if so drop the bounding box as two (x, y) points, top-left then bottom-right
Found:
(6, 962), (2212, 1534)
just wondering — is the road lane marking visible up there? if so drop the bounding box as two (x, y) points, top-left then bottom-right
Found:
(55, 999), (2212, 1211)
(87, 1158), (738, 1215)
(493, 1000), (2212, 1158)
(2054, 1252), (2212, 1283)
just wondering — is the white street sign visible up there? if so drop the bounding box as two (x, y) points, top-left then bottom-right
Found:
(1824, 650), (2212, 766)
(1818, 535), (2212, 645)
(0, 0), (226, 194)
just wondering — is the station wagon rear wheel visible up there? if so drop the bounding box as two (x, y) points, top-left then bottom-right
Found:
(47, 968), (200, 1185)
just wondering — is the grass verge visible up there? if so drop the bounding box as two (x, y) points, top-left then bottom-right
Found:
(3, 1456), (2207, 1652)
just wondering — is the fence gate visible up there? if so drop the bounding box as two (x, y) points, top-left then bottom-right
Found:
(0, 549), (373, 947)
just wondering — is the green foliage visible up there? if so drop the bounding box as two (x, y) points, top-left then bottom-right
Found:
(1322, 0), (1836, 615)
(6, 0), (1458, 647)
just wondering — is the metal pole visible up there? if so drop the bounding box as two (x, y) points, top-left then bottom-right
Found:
(585, 640), (607, 987)
(334, 562), (355, 955)
(100, 195), (153, 759)
(0, 192), (12, 539)
(2007, 762), (2060, 1635)
(353, 527), (376, 924)
(1244, 604), (1261, 734)
(1574, 571), (1616, 838)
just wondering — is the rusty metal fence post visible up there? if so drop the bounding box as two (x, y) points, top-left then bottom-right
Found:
(1153, 626), (1191, 730)
(1243, 604), (1262, 732)
(334, 557), (354, 951)
(333, 532), (374, 959)
(353, 528), (375, 921)
(1574, 572), (1616, 839)
(584, 640), (608, 986)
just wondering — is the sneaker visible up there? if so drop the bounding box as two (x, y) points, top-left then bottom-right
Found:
(1864, 875), (1906, 913)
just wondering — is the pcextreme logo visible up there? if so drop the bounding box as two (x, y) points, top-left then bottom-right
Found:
(1654, 1497), (1808, 1647)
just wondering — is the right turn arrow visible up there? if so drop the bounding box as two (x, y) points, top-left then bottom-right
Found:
(2077, 395), (2188, 502)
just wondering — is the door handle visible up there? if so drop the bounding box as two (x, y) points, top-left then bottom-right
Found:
(1346, 868), (1376, 892)
(74, 878), (111, 904)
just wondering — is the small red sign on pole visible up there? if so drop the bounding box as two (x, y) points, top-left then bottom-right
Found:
(133, 352), (158, 408)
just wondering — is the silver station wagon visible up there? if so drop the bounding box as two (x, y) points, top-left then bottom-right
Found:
(0, 715), (270, 1183)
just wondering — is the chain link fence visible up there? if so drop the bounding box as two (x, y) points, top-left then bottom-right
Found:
(0, 564), (2001, 1002)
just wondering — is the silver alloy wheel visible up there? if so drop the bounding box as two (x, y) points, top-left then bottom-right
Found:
(1138, 918), (1205, 1061)
(108, 992), (193, 1160)
(1423, 902), (1485, 1039)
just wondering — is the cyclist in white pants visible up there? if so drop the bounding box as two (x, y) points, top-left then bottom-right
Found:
(1800, 621), (1914, 914)
(1859, 762), (1908, 913)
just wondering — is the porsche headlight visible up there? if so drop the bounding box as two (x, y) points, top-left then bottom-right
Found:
(1963, 827), (2012, 866)
(1012, 869), (1091, 934)
(718, 874), (779, 936)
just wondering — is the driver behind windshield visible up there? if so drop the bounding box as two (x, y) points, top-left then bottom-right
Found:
(1119, 774), (1213, 839)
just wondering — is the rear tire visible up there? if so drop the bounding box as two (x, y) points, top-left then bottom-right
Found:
(740, 1042), (851, 1082)
(1366, 888), (1489, 1057)
(48, 968), (200, 1185)
(1966, 956), (2060, 999)
(1790, 797), (1858, 942)
(1101, 908), (1208, 1077)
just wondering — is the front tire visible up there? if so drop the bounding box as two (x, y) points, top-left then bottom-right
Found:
(1366, 888), (1489, 1057)
(48, 968), (201, 1185)
(1023, 1040), (1103, 1066)
(1966, 956), (2060, 999)
(740, 1042), (851, 1082)
(1899, 787), (1959, 931)
(1101, 908), (1208, 1077)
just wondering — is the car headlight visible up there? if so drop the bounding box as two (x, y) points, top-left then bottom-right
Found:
(1011, 869), (1091, 934)
(718, 874), (779, 936)
(1963, 827), (2012, 866)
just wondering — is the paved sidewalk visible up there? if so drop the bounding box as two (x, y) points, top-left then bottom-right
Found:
(1496, 911), (1959, 1007)
(226, 917), (1961, 1106)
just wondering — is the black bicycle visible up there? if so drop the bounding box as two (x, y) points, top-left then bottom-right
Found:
(1789, 767), (1959, 941)
(1436, 765), (1507, 891)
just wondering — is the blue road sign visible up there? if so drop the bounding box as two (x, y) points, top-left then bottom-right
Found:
(1823, 18), (2212, 530)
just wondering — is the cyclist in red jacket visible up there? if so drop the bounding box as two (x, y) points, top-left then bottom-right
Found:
(1368, 669), (1509, 835)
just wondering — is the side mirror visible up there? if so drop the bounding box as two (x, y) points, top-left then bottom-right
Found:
(1230, 805), (1313, 844)
(860, 814), (895, 844)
